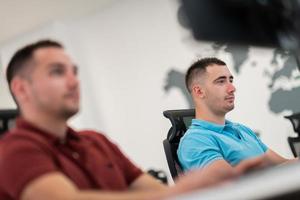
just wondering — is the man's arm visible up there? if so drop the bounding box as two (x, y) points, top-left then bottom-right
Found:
(264, 149), (298, 164)
(21, 166), (239, 200)
(166, 155), (295, 197)
(168, 159), (237, 196)
(197, 156), (278, 176)
(167, 157), (271, 196)
(21, 172), (168, 200)
(206, 150), (299, 175)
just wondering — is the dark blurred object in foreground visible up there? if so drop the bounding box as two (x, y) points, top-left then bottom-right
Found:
(181, 0), (300, 51)
(0, 109), (18, 136)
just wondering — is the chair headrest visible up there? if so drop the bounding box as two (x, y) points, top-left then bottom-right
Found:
(163, 109), (195, 142)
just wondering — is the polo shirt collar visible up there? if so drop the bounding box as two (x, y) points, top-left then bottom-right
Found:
(191, 119), (233, 133)
(15, 117), (80, 144)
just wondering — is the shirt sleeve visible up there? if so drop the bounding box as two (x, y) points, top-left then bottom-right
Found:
(0, 138), (57, 199)
(239, 124), (268, 152)
(178, 132), (223, 171)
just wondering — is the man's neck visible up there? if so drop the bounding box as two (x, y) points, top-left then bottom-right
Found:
(22, 111), (68, 139)
(195, 108), (225, 125)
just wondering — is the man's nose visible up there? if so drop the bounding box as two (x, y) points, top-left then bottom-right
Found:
(227, 82), (236, 93)
(67, 72), (79, 88)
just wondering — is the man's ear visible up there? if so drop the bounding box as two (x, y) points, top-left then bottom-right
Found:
(192, 84), (205, 98)
(10, 77), (30, 103)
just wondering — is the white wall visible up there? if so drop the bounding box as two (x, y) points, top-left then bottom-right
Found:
(0, 0), (297, 181)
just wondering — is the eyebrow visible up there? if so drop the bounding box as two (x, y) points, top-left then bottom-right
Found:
(213, 75), (234, 83)
(47, 62), (78, 70)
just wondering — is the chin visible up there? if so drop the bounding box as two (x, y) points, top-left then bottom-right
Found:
(61, 107), (79, 119)
(225, 105), (235, 112)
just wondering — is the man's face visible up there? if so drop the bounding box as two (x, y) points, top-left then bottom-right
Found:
(24, 47), (80, 119)
(201, 64), (236, 115)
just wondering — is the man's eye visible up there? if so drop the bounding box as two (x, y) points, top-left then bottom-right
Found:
(50, 68), (64, 75)
(74, 67), (78, 76)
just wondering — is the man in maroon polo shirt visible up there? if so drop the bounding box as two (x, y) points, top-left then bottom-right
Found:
(0, 40), (266, 200)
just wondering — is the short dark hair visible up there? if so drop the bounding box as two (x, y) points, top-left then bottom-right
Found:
(6, 40), (63, 85)
(185, 57), (226, 93)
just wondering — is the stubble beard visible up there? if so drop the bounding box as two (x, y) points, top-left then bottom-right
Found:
(58, 105), (79, 120)
(225, 104), (235, 113)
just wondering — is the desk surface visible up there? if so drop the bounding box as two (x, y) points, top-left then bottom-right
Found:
(170, 162), (300, 200)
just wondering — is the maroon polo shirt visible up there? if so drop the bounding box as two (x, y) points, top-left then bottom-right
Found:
(0, 118), (143, 200)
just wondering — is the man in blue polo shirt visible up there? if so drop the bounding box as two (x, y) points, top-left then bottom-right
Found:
(178, 57), (296, 171)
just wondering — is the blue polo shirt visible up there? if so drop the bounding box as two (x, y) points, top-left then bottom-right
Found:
(177, 119), (268, 171)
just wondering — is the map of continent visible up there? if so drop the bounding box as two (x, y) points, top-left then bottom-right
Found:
(164, 44), (300, 115)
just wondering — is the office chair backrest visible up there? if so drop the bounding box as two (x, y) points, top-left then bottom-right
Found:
(163, 109), (195, 179)
(285, 113), (300, 157)
(288, 137), (300, 157)
(285, 113), (300, 134)
(0, 109), (19, 136)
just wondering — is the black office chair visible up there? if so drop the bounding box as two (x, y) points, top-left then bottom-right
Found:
(285, 113), (300, 157)
(0, 109), (19, 136)
(163, 109), (195, 179)
(287, 137), (300, 157)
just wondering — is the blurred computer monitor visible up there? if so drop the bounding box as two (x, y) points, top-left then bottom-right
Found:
(181, 0), (300, 51)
